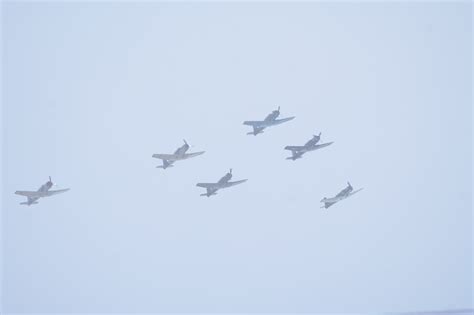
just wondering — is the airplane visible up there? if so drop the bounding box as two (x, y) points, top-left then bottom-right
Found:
(15, 176), (70, 206)
(196, 169), (247, 197)
(152, 140), (205, 169)
(243, 106), (295, 135)
(284, 133), (333, 160)
(320, 182), (363, 209)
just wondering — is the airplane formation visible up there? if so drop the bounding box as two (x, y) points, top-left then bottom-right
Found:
(15, 106), (362, 208)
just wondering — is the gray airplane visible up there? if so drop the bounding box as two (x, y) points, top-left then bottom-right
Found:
(320, 182), (363, 209)
(15, 176), (70, 206)
(243, 106), (295, 136)
(152, 140), (205, 169)
(284, 133), (333, 160)
(196, 169), (247, 197)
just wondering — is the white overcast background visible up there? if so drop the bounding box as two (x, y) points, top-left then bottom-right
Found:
(1, 2), (472, 313)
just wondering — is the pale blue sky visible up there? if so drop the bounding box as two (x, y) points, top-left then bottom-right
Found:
(1, 2), (472, 313)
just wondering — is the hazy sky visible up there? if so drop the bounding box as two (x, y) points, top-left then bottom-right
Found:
(2, 2), (472, 313)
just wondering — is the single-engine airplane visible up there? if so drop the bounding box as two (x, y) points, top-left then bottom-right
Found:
(243, 106), (295, 136)
(15, 176), (70, 206)
(152, 140), (205, 169)
(285, 133), (333, 160)
(320, 182), (363, 209)
(196, 169), (247, 197)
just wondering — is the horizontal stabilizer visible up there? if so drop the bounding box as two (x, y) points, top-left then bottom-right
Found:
(321, 202), (336, 209)
(156, 165), (174, 169)
(286, 155), (302, 161)
(20, 201), (39, 206)
(200, 192), (217, 197)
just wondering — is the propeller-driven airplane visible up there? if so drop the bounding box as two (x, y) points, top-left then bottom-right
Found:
(320, 182), (363, 209)
(15, 176), (70, 206)
(152, 140), (205, 169)
(243, 106), (295, 136)
(196, 168), (247, 197)
(285, 133), (333, 160)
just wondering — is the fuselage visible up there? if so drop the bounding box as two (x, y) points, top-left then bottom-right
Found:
(173, 143), (189, 157)
(38, 181), (53, 193)
(264, 110), (280, 122)
(218, 172), (232, 185)
(162, 143), (190, 169)
(27, 181), (53, 204)
(304, 135), (321, 148)
(336, 185), (353, 199)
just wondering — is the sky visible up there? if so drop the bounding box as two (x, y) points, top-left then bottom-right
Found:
(1, 1), (472, 313)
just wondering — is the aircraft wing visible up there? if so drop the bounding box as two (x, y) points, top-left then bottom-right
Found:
(44, 188), (70, 197)
(348, 188), (363, 197)
(152, 153), (179, 161)
(270, 116), (295, 125)
(308, 142), (334, 151)
(284, 145), (305, 151)
(222, 179), (247, 188)
(196, 183), (219, 189)
(243, 120), (264, 127)
(181, 151), (205, 160)
(15, 191), (44, 198)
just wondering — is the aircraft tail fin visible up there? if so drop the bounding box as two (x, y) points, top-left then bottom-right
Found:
(156, 165), (174, 169)
(247, 130), (264, 136)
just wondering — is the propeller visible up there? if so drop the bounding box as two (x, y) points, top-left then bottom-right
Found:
(183, 139), (195, 148)
(48, 176), (58, 187)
